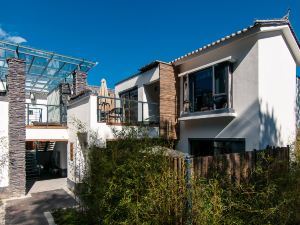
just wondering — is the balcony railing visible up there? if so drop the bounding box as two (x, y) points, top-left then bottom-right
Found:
(25, 103), (65, 126)
(97, 96), (159, 125)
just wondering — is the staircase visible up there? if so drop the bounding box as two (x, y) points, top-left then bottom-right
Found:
(36, 141), (55, 151)
(25, 141), (56, 192)
(25, 150), (38, 192)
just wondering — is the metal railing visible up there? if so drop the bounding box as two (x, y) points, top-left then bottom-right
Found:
(25, 103), (64, 126)
(97, 96), (159, 125)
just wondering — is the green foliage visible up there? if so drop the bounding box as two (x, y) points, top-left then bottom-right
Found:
(52, 208), (89, 225)
(57, 127), (299, 225)
(77, 127), (181, 225)
(191, 152), (300, 225)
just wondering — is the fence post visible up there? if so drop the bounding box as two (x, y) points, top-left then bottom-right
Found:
(185, 155), (192, 225)
(253, 149), (257, 170)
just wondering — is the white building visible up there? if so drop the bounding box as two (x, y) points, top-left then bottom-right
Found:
(1, 17), (299, 198)
(0, 41), (97, 197)
(114, 18), (300, 156)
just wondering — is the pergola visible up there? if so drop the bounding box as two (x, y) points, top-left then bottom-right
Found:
(0, 40), (97, 93)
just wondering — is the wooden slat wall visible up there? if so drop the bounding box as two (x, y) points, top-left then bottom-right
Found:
(170, 147), (289, 183)
(159, 63), (179, 139)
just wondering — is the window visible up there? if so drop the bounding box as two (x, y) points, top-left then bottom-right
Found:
(119, 87), (138, 101)
(186, 62), (231, 113)
(189, 138), (245, 157)
(119, 87), (138, 123)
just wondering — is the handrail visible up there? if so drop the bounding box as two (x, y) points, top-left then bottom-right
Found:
(25, 103), (61, 107)
(97, 95), (159, 105)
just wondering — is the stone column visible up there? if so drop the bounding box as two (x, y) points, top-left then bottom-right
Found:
(159, 63), (178, 139)
(7, 58), (26, 196)
(72, 70), (87, 95)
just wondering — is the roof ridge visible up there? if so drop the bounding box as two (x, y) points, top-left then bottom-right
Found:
(171, 18), (295, 64)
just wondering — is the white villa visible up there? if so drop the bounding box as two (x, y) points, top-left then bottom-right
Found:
(0, 17), (299, 197)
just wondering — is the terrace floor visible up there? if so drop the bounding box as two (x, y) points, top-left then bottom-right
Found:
(4, 178), (76, 225)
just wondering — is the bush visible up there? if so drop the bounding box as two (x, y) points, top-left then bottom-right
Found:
(61, 127), (300, 225)
(77, 128), (182, 224)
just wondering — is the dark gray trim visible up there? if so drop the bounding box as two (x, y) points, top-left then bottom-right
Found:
(189, 137), (245, 141)
(181, 108), (235, 118)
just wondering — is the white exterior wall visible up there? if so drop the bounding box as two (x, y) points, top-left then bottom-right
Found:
(67, 94), (159, 185)
(177, 34), (261, 153)
(177, 30), (298, 153)
(26, 128), (68, 140)
(67, 95), (91, 183)
(115, 66), (159, 99)
(115, 66), (160, 121)
(0, 100), (8, 187)
(258, 31), (297, 148)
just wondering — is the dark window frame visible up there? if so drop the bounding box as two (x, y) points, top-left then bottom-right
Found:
(189, 138), (245, 157)
(183, 61), (233, 114)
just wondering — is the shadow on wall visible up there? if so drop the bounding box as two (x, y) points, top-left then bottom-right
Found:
(216, 99), (283, 150)
(259, 100), (283, 149)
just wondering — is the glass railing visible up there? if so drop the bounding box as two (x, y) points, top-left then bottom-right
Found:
(25, 103), (64, 126)
(97, 96), (159, 125)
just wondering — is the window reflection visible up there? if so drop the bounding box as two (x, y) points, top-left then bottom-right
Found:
(186, 62), (231, 113)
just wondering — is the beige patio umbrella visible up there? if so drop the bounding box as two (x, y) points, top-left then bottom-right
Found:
(99, 78), (109, 97)
(98, 79), (110, 121)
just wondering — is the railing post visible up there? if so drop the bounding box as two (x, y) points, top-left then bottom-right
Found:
(46, 105), (48, 126)
(26, 104), (29, 125)
(185, 155), (192, 224)
(142, 102), (144, 124)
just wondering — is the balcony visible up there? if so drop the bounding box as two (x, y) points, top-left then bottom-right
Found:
(97, 96), (159, 125)
(25, 103), (66, 127)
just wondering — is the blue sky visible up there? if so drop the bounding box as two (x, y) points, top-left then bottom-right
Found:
(0, 0), (299, 88)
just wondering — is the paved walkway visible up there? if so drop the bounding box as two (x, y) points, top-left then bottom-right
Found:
(27, 178), (68, 195)
(5, 189), (76, 225)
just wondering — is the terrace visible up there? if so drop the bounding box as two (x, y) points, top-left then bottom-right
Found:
(0, 40), (97, 129)
(97, 96), (159, 125)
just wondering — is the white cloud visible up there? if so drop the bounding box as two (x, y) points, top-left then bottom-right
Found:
(6, 36), (27, 44)
(0, 26), (27, 44)
(0, 28), (7, 38)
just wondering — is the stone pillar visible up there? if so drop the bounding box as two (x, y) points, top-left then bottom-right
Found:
(7, 58), (26, 196)
(72, 70), (87, 95)
(159, 63), (179, 139)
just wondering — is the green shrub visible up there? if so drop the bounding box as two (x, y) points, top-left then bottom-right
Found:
(70, 127), (300, 225)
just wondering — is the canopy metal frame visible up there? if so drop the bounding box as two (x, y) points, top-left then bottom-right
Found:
(0, 40), (97, 93)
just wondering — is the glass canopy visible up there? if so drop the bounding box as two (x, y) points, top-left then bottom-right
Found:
(0, 40), (97, 93)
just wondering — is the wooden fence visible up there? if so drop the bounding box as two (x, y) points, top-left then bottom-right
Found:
(170, 146), (290, 183)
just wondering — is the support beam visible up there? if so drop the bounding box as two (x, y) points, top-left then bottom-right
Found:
(7, 58), (26, 197)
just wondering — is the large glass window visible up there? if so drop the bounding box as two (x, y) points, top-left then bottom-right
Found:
(119, 87), (138, 123)
(187, 62), (231, 113)
(190, 139), (245, 157)
(189, 67), (213, 112)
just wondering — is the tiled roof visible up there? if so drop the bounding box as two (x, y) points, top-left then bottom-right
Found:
(171, 19), (299, 64)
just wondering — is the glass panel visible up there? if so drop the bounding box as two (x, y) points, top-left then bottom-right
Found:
(97, 96), (159, 125)
(189, 67), (213, 112)
(214, 63), (227, 94)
